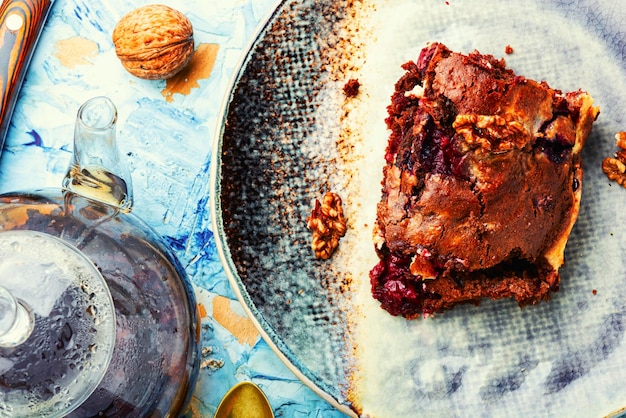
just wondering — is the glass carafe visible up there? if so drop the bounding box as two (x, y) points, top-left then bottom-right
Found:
(0, 230), (116, 417)
(0, 97), (200, 417)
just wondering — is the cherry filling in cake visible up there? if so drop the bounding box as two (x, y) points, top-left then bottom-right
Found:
(370, 43), (599, 318)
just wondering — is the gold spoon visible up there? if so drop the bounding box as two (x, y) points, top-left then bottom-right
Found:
(214, 381), (274, 418)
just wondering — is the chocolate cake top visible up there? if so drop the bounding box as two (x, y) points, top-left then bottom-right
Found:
(376, 42), (598, 285)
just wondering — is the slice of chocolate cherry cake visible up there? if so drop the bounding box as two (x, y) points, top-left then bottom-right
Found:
(370, 42), (599, 318)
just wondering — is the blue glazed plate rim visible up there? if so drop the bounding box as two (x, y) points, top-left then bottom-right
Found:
(208, 0), (357, 415)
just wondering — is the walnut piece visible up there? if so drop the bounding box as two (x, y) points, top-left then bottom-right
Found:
(603, 157), (626, 185)
(112, 5), (194, 80)
(616, 131), (626, 149)
(306, 192), (347, 260)
(603, 131), (626, 187)
(453, 114), (527, 152)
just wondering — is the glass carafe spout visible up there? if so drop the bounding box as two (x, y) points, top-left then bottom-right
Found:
(62, 96), (133, 211)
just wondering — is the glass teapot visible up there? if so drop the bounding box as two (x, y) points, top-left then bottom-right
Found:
(0, 97), (200, 417)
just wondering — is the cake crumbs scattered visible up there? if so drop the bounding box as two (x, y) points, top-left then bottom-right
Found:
(592, 289), (598, 295)
(343, 78), (360, 97)
(505, 45), (514, 54)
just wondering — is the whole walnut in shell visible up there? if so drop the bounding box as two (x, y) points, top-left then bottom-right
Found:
(112, 4), (194, 80)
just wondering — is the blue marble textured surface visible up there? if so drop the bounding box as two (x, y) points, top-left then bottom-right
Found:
(0, 0), (347, 416)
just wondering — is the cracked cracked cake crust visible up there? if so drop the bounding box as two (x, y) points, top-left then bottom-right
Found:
(370, 42), (600, 318)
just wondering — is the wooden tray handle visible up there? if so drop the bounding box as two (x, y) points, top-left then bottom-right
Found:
(0, 0), (55, 151)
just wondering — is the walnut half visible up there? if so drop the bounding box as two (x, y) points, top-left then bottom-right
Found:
(306, 192), (347, 260)
(603, 132), (626, 187)
(603, 157), (626, 186)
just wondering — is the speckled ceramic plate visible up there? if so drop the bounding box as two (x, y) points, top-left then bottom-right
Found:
(211, 0), (626, 416)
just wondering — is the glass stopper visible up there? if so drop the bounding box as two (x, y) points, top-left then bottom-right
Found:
(0, 286), (33, 347)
